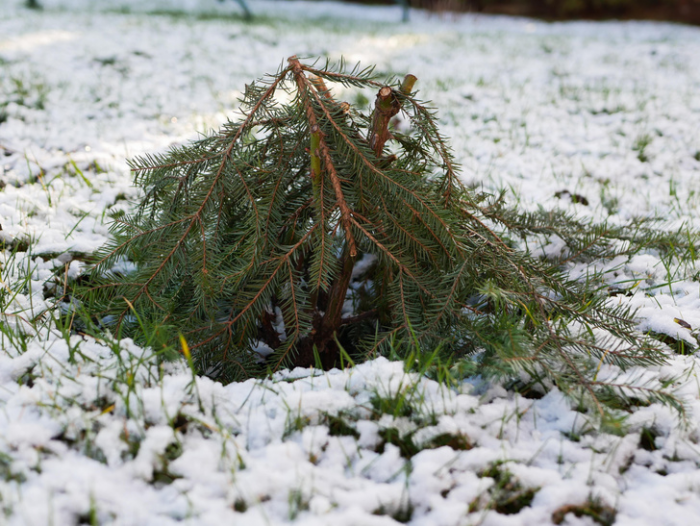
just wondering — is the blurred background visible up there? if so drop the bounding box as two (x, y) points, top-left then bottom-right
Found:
(22, 0), (700, 24)
(353, 0), (700, 23)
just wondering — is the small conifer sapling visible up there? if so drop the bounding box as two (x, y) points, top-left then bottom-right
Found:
(87, 56), (678, 414)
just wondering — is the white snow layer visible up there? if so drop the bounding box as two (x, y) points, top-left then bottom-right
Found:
(1, 0), (700, 524)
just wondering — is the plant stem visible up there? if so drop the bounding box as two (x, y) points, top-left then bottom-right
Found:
(310, 124), (321, 178)
(400, 74), (417, 95)
(368, 86), (400, 156)
(325, 247), (355, 331)
(289, 55), (357, 257)
(368, 74), (416, 157)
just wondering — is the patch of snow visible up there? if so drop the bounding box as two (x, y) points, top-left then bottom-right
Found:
(2, 0), (700, 524)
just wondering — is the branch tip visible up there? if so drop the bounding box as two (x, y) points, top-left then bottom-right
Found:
(400, 74), (417, 95)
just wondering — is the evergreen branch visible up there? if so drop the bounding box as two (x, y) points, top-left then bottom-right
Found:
(90, 215), (193, 271)
(290, 56), (357, 257)
(129, 152), (224, 173)
(349, 216), (431, 302)
(263, 131), (303, 241)
(369, 86), (401, 156)
(538, 290), (606, 416)
(398, 271), (410, 328)
(314, 160), (329, 291)
(286, 261), (301, 336)
(456, 201), (510, 250)
(424, 257), (470, 331)
(400, 95), (460, 203)
(558, 228), (615, 264)
(235, 165), (262, 237)
(378, 194), (436, 262)
(341, 309), (378, 326)
(117, 69), (291, 322)
(350, 216), (405, 270)
(307, 78), (461, 253)
(220, 224), (317, 332)
(318, 140), (357, 257)
(391, 194), (452, 259)
(591, 381), (686, 415)
(365, 325), (407, 358)
(300, 64), (383, 88)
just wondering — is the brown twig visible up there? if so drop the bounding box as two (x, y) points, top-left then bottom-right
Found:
(289, 55), (357, 258)
(368, 86), (401, 157)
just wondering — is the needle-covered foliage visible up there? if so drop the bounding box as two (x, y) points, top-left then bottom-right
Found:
(85, 56), (679, 413)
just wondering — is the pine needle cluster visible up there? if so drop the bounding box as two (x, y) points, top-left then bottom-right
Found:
(84, 56), (678, 413)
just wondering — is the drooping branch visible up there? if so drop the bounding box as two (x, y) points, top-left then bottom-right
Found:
(111, 67), (291, 329)
(309, 87), (464, 259)
(308, 73), (333, 101)
(289, 55), (357, 258)
(193, 224), (319, 350)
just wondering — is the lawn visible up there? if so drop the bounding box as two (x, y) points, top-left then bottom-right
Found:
(1, 1), (700, 524)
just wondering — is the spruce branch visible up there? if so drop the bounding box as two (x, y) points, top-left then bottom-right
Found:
(290, 56), (357, 258)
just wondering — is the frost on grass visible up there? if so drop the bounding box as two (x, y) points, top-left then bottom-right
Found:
(2, 316), (700, 525)
(2, 1), (700, 525)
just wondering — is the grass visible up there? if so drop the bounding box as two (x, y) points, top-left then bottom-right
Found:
(633, 133), (654, 163)
(471, 462), (539, 516)
(2, 3), (700, 523)
(0, 74), (49, 113)
(552, 497), (616, 526)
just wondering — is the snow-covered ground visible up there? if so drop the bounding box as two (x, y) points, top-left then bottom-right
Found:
(2, 1), (700, 524)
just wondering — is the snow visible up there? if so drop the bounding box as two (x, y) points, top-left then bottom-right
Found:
(2, 0), (700, 524)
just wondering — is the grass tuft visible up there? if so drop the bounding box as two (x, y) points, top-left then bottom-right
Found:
(552, 497), (616, 526)
(473, 462), (539, 515)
